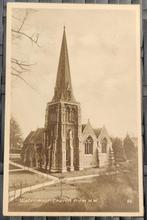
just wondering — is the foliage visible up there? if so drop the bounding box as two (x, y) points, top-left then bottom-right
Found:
(75, 156), (139, 212)
(9, 158), (139, 212)
(124, 135), (137, 160)
(112, 137), (127, 163)
(10, 117), (23, 151)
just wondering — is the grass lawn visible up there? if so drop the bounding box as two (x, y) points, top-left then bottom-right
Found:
(8, 160), (139, 212)
(9, 170), (51, 192)
(11, 158), (107, 178)
(10, 158), (25, 166)
(9, 164), (21, 170)
(36, 167), (108, 178)
(51, 167), (107, 178)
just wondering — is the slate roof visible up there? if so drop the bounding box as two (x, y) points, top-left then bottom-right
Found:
(81, 123), (102, 138)
(93, 128), (102, 138)
(24, 128), (44, 145)
(23, 131), (35, 144)
(34, 128), (44, 143)
(82, 124), (86, 132)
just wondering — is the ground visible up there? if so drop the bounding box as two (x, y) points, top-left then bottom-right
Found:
(8, 155), (139, 213)
(9, 169), (51, 191)
(10, 158), (106, 177)
(37, 167), (107, 178)
(9, 164), (21, 170)
(9, 166), (139, 212)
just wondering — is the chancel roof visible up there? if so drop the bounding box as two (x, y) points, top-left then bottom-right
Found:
(24, 128), (44, 145)
(82, 121), (102, 138)
(93, 128), (102, 138)
(82, 124), (86, 132)
(24, 131), (35, 144)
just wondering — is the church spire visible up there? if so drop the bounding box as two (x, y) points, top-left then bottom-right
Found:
(52, 27), (76, 102)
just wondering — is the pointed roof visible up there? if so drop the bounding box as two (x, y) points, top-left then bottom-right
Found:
(82, 124), (87, 132)
(52, 27), (76, 102)
(23, 128), (45, 145)
(94, 128), (102, 138)
(24, 131), (35, 144)
(82, 119), (96, 137)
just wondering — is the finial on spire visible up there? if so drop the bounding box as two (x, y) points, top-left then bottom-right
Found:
(64, 25), (66, 30)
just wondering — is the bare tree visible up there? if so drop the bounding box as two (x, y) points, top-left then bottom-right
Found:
(11, 9), (41, 89)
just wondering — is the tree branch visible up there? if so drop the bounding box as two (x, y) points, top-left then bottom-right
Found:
(18, 10), (28, 32)
(12, 66), (29, 75)
(11, 72), (36, 91)
(12, 29), (40, 47)
(11, 58), (35, 71)
(11, 9), (41, 91)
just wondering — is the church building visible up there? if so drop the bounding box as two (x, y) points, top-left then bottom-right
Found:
(22, 28), (114, 173)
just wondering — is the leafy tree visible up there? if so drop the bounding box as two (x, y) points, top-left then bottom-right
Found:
(10, 117), (23, 152)
(124, 134), (137, 160)
(112, 137), (127, 163)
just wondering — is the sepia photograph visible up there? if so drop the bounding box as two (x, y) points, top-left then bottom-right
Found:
(3, 3), (143, 216)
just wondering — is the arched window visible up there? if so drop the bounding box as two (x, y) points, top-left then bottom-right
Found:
(85, 136), (93, 154)
(101, 138), (107, 153)
(71, 109), (75, 122)
(66, 107), (70, 122)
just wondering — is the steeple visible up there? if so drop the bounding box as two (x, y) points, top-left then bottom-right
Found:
(52, 27), (76, 102)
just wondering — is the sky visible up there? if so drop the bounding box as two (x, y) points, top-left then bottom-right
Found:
(10, 5), (140, 139)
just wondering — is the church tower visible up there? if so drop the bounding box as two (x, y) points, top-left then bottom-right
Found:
(45, 27), (83, 172)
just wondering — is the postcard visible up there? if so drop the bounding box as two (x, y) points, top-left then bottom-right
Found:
(3, 3), (143, 216)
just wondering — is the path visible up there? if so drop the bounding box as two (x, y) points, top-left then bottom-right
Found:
(9, 169), (25, 173)
(9, 160), (117, 202)
(9, 179), (59, 202)
(9, 160), (58, 181)
(9, 160), (59, 202)
(63, 170), (117, 182)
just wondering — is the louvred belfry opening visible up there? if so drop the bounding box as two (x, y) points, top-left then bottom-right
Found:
(52, 27), (76, 102)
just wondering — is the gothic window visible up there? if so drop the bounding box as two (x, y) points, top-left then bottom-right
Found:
(65, 106), (71, 122)
(101, 138), (107, 153)
(51, 113), (54, 121)
(85, 136), (93, 154)
(63, 108), (66, 122)
(70, 109), (74, 122)
(69, 109), (72, 122)
(68, 107), (70, 122)
(71, 109), (75, 122)
(50, 108), (57, 122)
